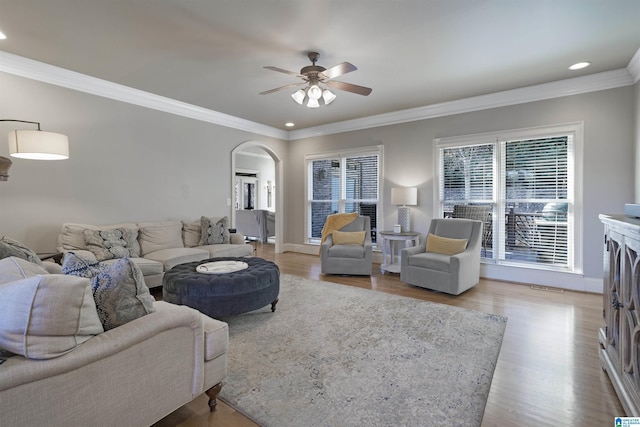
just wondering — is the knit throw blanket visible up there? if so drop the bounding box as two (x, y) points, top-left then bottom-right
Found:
(320, 212), (359, 246)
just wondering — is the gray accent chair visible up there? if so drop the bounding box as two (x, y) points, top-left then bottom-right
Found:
(400, 218), (482, 295)
(320, 215), (373, 275)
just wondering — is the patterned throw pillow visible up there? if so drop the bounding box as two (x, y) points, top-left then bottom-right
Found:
(92, 258), (156, 330)
(83, 228), (140, 261)
(0, 236), (44, 266)
(61, 251), (102, 278)
(62, 252), (155, 330)
(200, 216), (230, 245)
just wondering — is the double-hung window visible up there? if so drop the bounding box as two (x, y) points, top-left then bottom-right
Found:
(306, 146), (381, 244)
(435, 124), (582, 273)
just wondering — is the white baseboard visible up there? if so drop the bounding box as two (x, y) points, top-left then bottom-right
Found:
(283, 243), (602, 293)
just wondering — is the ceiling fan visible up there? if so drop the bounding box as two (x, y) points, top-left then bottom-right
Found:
(260, 52), (372, 108)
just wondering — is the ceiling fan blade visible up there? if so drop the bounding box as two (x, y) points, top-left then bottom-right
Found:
(259, 82), (305, 95)
(320, 62), (357, 80)
(263, 66), (302, 77)
(326, 80), (372, 96)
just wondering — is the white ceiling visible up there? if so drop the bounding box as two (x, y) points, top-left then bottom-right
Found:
(1, 0), (639, 131)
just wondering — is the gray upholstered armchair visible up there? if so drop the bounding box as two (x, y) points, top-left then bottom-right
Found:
(400, 218), (482, 295)
(320, 215), (373, 275)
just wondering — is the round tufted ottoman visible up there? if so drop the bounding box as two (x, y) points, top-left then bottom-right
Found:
(162, 257), (279, 318)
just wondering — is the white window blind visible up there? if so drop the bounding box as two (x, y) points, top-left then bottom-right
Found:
(437, 126), (578, 272)
(307, 150), (380, 243)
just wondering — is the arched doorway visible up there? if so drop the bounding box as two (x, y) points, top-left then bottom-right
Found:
(231, 142), (283, 254)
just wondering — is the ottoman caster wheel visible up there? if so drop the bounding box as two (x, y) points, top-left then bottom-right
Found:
(271, 298), (279, 312)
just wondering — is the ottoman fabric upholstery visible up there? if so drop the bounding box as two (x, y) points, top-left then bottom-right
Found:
(163, 257), (279, 318)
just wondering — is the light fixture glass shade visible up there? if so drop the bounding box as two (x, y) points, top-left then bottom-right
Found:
(8, 130), (69, 160)
(307, 98), (320, 108)
(291, 89), (305, 105)
(307, 84), (322, 100)
(322, 89), (336, 105)
(391, 187), (418, 206)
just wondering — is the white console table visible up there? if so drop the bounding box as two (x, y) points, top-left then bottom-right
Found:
(379, 231), (420, 274)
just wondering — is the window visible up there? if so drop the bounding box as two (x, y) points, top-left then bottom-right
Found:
(436, 124), (582, 272)
(306, 147), (381, 244)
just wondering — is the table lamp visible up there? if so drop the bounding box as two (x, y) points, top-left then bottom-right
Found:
(391, 187), (417, 232)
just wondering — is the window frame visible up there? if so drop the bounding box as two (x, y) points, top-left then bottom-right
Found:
(305, 145), (383, 245)
(434, 123), (583, 274)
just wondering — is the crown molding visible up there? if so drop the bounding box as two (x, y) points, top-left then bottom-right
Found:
(1, 50), (636, 143)
(628, 47), (640, 84)
(288, 68), (634, 140)
(0, 50), (289, 140)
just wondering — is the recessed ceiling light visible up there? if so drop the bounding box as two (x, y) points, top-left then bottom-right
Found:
(285, 122), (295, 127)
(569, 61), (591, 71)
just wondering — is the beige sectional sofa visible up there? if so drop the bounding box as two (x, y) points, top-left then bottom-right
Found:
(0, 257), (229, 427)
(57, 219), (253, 288)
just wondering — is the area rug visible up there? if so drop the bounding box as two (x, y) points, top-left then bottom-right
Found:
(219, 274), (507, 427)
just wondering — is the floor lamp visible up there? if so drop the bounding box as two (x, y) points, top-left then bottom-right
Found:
(391, 187), (417, 232)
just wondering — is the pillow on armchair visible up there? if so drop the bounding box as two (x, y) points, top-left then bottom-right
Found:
(425, 233), (468, 255)
(332, 230), (366, 245)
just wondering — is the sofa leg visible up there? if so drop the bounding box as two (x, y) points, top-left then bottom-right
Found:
(271, 298), (279, 312)
(205, 382), (223, 412)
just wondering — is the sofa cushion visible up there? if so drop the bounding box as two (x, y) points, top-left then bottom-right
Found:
(0, 236), (44, 266)
(332, 230), (366, 246)
(92, 258), (156, 331)
(105, 257), (164, 276)
(0, 256), (49, 285)
(144, 247), (209, 271)
(137, 221), (184, 256)
(57, 222), (139, 252)
(327, 244), (366, 259)
(182, 220), (201, 248)
(200, 243), (253, 258)
(83, 228), (141, 261)
(426, 233), (468, 255)
(0, 274), (103, 359)
(200, 216), (230, 245)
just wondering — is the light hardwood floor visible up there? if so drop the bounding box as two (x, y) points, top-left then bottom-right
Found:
(153, 243), (624, 427)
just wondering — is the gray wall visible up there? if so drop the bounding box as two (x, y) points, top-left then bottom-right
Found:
(1, 70), (635, 284)
(0, 72), (287, 251)
(286, 86), (635, 282)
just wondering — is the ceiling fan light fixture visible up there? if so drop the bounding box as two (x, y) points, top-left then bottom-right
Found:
(291, 89), (306, 105)
(307, 98), (320, 108)
(307, 84), (322, 100)
(322, 89), (336, 105)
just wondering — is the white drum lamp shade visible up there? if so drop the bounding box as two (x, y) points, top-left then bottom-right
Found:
(391, 187), (418, 232)
(8, 130), (69, 160)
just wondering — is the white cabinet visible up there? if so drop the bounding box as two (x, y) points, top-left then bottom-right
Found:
(600, 214), (640, 415)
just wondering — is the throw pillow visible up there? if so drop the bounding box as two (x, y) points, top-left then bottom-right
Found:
(0, 274), (103, 359)
(83, 228), (140, 261)
(61, 251), (102, 278)
(182, 220), (201, 248)
(0, 256), (49, 285)
(200, 216), (230, 245)
(91, 257), (156, 331)
(0, 236), (44, 266)
(62, 252), (156, 331)
(332, 230), (366, 245)
(426, 233), (468, 255)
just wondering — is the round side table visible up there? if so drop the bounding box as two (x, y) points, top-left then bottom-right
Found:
(379, 231), (420, 274)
